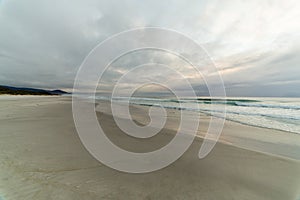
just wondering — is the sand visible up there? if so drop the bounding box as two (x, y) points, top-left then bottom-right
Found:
(0, 96), (300, 200)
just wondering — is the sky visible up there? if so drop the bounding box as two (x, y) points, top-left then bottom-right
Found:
(0, 0), (300, 97)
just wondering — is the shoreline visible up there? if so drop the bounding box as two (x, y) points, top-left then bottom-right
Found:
(127, 101), (300, 135)
(96, 100), (300, 160)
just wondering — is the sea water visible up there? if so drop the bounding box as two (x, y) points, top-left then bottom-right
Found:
(96, 96), (300, 134)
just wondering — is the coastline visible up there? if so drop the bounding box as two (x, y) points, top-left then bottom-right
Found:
(0, 96), (300, 199)
(96, 100), (300, 160)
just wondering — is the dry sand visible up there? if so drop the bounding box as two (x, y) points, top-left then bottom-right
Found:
(0, 96), (300, 200)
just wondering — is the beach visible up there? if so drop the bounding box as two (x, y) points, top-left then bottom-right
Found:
(0, 95), (300, 200)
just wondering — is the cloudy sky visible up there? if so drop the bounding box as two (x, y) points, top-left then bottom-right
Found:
(0, 0), (299, 97)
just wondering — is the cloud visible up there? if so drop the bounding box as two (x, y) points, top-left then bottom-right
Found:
(0, 0), (299, 96)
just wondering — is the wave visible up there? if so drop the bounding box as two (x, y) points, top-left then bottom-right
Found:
(110, 97), (300, 110)
(195, 99), (300, 110)
(110, 97), (259, 104)
(130, 101), (300, 134)
(131, 102), (300, 121)
(95, 96), (300, 134)
(233, 102), (300, 110)
(94, 96), (300, 112)
(196, 98), (260, 103)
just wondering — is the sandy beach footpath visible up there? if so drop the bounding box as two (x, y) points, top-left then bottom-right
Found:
(0, 96), (300, 200)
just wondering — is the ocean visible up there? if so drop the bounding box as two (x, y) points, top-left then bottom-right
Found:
(95, 96), (300, 134)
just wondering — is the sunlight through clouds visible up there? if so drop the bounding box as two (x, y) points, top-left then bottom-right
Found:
(0, 0), (299, 96)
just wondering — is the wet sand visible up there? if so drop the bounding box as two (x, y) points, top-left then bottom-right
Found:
(0, 96), (300, 200)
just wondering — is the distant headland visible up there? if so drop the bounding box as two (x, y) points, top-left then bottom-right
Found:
(0, 85), (70, 95)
